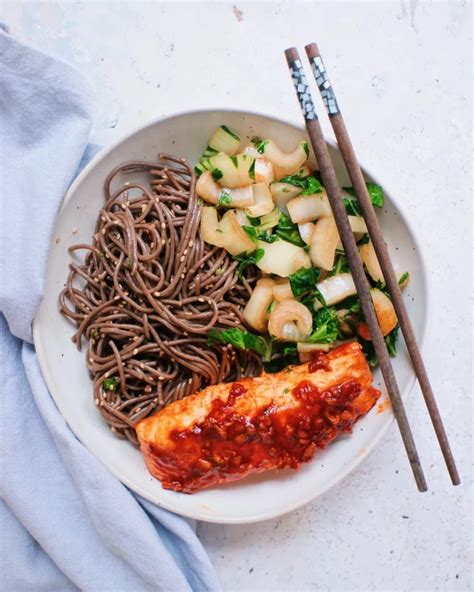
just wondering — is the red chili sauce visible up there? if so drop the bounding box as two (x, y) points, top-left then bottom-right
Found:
(308, 350), (331, 372)
(159, 377), (362, 492)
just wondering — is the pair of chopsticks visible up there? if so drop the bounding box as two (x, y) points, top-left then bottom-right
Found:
(284, 44), (459, 491)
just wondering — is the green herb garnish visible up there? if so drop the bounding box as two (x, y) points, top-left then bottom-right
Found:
(256, 139), (269, 154)
(230, 155), (238, 168)
(103, 377), (119, 391)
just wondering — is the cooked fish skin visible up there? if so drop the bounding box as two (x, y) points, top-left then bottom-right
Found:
(136, 342), (380, 493)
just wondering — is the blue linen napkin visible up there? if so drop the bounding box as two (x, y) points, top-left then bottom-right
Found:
(0, 26), (221, 592)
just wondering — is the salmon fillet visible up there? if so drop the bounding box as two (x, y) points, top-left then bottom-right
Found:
(136, 342), (380, 493)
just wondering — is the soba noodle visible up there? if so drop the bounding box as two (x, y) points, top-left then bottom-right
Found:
(59, 155), (261, 444)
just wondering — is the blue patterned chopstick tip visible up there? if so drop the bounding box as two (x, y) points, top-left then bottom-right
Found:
(310, 56), (340, 116)
(289, 59), (317, 121)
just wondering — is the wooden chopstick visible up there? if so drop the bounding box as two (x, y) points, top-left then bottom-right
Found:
(304, 42), (460, 486)
(284, 47), (428, 492)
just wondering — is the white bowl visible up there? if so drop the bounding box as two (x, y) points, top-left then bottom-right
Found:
(33, 109), (429, 524)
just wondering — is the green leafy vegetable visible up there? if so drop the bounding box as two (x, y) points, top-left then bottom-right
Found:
(342, 182), (384, 214)
(212, 168), (223, 181)
(275, 212), (305, 247)
(366, 183), (384, 207)
(357, 233), (370, 245)
(221, 124), (240, 141)
(342, 196), (362, 216)
(279, 174), (322, 195)
(230, 155), (238, 168)
(263, 343), (299, 373)
(360, 339), (378, 367)
(248, 216), (261, 227)
(288, 267), (320, 298)
(103, 377), (119, 391)
(359, 325), (400, 367)
(212, 169), (223, 181)
(256, 139), (269, 154)
(208, 328), (272, 360)
(302, 176), (322, 195)
(336, 295), (361, 314)
(242, 226), (259, 243)
(329, 255), (349, 277)
(258, 230), (278, 243)
(302, 141), (309, 156)
(248, 159), (256, 181)
(398, 272), (409, 286)
(306, 308), (339, 344)
(385, 326), (399, 357)
(233, 248), (265, 280)
(217, 191), (232, 207)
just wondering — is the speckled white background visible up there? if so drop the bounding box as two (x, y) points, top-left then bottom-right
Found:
(2, 1), (472, 590)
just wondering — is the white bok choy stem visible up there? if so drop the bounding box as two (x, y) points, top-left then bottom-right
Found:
(200, 207), (226, 248)
(196, 171), (254, 207)
(209, 152), (255, 188)
(268, 300), (313, 342)
(243, 278), (275, 333)
(314, 273), (357, 309)
(309, 217), (340, 270)
(245, 183), (274, 217)
(298, 222), (315, 245)
(273, 280), (294, 302)
(357, 288), (398, 339)
(200, 209), (257, 256)
(271, 182), (302, 214)
(256, 239), (311, 277)
(287, 191), (332, 223)
(360, 241), (409, 287)
(261, 140), (308, 178)
(254, 159), (275, 185)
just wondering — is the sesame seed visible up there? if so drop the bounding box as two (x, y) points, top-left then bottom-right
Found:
(180, 256), (185, 262)
(154, 291), (160, 297)
(104, 371), (110, 378)
(111, 427), (116, 432)
(188, 240), (194, 247)
(183, 249), (188, 255)
(72, 227), (78, 235)
(133, 348), (138, 355)
(95, 398), (99, 405)
(161, 223), (166, 229)
(159, 376), (165, 381)
(140, 363), (145, 369)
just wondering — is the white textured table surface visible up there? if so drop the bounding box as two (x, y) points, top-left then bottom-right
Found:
(3, 2), (472, 591)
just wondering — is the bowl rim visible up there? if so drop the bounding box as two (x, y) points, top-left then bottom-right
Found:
(33, 107), (432, 523)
